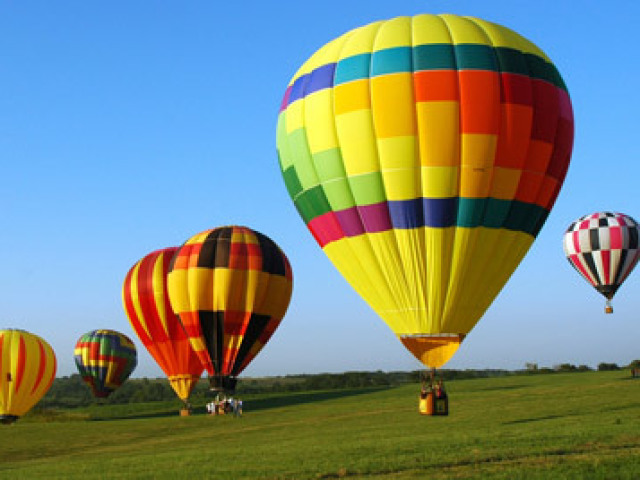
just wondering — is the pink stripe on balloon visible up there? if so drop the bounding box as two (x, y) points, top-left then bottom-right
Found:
(572, 230), (581, 254)
(609, 226), (622, 249)
(309, 203), (395, 248)
(309, 211), (345, 248)
(279, 86), (292, 113)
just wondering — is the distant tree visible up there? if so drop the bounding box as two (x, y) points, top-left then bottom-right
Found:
(525, 363), (538, 372)
(597, 362), (620, 371)
(554, 363), (577, 372)
(44, 374), (93, 407)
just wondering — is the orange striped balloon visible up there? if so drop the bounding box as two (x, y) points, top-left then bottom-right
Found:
(167, 226), (293, 393)
(123, 247), (203, 403)
(0, 329), (56, 424)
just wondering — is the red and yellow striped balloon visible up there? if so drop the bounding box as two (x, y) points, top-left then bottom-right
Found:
(123, 247), (203, 403)
(167, 226), (293, 393)
(0, 329), (57, 424)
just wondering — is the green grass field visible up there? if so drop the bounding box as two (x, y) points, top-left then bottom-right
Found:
(1, 371), (639, 479)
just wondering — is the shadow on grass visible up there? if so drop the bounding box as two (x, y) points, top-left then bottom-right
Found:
(243, 386), (393, 413)
(89, 408), (189, 421)
(88, 386), (396, 422)
(604, 403), (640, 413)
(502, 414), (566, 425)
(471, 384), (531, 392)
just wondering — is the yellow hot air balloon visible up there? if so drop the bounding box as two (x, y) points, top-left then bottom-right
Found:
(276, 14), (574, 369)
(1, 329), (57, 424)
(167, 226), (293, 393)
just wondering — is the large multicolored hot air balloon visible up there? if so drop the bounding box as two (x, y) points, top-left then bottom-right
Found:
(0, 329), (56, 424)
(563, 212), (640, 313)
(167, 226), (293, 393)
(276, 14), (574, 369)
(74, 329), (137, 398)
(123, 247), (204, 406)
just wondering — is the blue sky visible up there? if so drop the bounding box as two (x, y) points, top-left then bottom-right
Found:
(1, 1), (639, 379)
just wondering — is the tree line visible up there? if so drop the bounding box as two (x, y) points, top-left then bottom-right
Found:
(40, 361), (639, 410)
(41, 369), (507, 409)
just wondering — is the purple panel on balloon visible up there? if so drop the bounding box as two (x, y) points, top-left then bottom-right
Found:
(334, 207), (365, 237)
(359, 203), (392, 233)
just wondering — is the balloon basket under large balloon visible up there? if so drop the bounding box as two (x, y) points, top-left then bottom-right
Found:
(419, 392), (448, 416)
(208, 375), (238, 395)
(605, 301), (613, 314)
(1, 415), (19, 425)
(179, 401), (192, 416)
(418, 370), (448, 416)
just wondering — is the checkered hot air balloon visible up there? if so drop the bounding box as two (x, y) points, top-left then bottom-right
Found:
(0, 329), (57, 424)
(276, 14), (574, 369)
(74, 329), (137, 398)
(563, 212), (640, 313)
(123, 247), (203, 405)
(167, 226), (293, 394)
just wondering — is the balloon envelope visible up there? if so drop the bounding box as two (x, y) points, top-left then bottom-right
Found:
(74, 329), (137, 398)
(563, 212), (640, 310)
(0, 329), (57, 424)
(123, 247), (203, 402)
(276, 14), (574, 368)
(167, 226), (293, 392)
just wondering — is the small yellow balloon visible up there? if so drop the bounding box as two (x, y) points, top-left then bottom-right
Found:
(1, 329), (57, 424)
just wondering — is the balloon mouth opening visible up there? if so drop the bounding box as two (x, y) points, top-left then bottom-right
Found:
(209, 375), (238, 394)
(596, 285), (618, 300)
(399, 334), (465, 369)
(92, 390), (113, 399)
(168, 374), (202, 402)
(0, 415), (19, 425)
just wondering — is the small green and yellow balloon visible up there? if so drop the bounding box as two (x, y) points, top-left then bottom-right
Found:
(74, 329), (137, 398)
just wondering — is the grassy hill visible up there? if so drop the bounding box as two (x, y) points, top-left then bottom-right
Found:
(1, 371), (639, 479)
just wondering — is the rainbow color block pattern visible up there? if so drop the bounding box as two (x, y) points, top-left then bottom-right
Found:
(276, 14), (574, 368)
(74, 329), (137, 398)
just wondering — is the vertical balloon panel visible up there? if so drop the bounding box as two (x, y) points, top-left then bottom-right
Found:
(123, 247), (203, 403)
